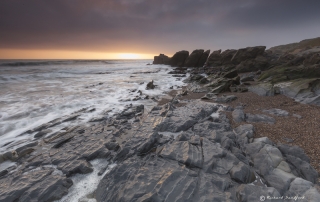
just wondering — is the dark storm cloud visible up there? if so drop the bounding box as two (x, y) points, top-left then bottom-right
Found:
(1, 0), (320, 54)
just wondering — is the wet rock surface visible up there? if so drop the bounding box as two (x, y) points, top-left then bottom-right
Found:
(0, 104), (142, 201)
(94, 100), (318, 202)
(0, 97), (319, 201)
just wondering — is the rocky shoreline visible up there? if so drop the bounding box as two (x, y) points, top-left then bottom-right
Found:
(1, 38), (320, 201)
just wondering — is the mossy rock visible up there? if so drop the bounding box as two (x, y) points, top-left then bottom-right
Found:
(259, 65), (320, 84)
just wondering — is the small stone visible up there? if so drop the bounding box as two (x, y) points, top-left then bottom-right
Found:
(146, 80), (155, 90)
(232, 109), (245, 123)
(293, 114), (302, 119)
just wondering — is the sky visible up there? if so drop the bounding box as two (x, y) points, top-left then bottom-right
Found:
(1, 0), (320, 59)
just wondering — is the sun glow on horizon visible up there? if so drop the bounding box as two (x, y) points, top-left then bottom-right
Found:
(0, 49), (155, 60)
(117, 53), (141, 59)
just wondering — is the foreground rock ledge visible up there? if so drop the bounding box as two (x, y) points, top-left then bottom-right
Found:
(95, 100), (320, 202)
(0, 100), (319, 202)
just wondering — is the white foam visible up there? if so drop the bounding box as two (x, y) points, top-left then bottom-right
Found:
(57, 159), (116, 202)
(0, 61), (188, 153)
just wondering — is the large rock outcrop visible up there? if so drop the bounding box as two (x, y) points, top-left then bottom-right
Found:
(303, 52), (320, 66)
(197, 49), (210, 67)
(221, 49), (237, 65)
(169, 50), (189, 67)
(184, 49), (204, 67)
(236, 55), (269, 73)
(153, 54), (170, 65)
(205, 49), (222, 67)
(231, 46), (266, 64)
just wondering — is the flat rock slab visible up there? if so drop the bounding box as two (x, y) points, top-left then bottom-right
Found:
(215, 95), (237, 103)
(246, 113), (276, 124)
(248, 83), (274, 96)
(155, 101), (218, 132)
(263, 108), (289, 116)
(232, 109), (245, 122)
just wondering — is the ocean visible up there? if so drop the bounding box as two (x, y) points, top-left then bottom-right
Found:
(0, 59), (186, 154)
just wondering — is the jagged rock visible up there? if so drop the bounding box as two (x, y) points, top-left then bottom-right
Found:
(234, 124), (255, 138)
(236, 184), (281, 202)
(171, 74), (186, 78)
(201, 137), (239, 174)
(205, 78), (235, 94)
(248, 82), (275, 96)
(183, 74), (205, 83)
(211, 84), (229, 94)
(197, 49), (210, 67)
(230, 85), (249, 93)
(245, 113), (276, 124)
(168, 68), (187, 74)
(256, 70), (262, 75)
(285, 178), (320, 201)
(277, 144), (310, 163)
(229, 162), (256, 183)
(240, 73), (255, 82)
(153, 53), (170, 64)
(286, 56), (306, 66)
(273, 79), (320, 105)
(116, 104), (144, 120)
(232, 109), (245, 122)
(285, 155), (318, 184)
(184, 49), (204, 67)
(231, 46), (266, 64)
(222, 69), (238, 78)
(135, 132), (160, 155)
(236, 56), (269, 73)
(190, 74), (204, 81)
(263, 108), (289, 117)
(199, 77), (209, 84)
(221, 49), (237, 64)
(192, 122), (231, 139)
(96, 156), (198, 202)
(253, 137), (273, 145)
(265, 168), (296, 195)
(205, 49), (222, 67)
(169, 50), (189, 67)
(0, 151), (18, 163)
(215, 95), (237, 103)
(253, 144), (284, 177)
(277, 54), (301, 65)
(34, 129), (52, 138)
(178, 90), (188, 96)
(155, 101), (218, 132)
(146, 80), (155, 90)
(0, 168), (73, 202)
(160, 141), (202, 168)
(232, 75), (241, 85)
(200, 92), (217, 100)
(304, 52), (320, 66)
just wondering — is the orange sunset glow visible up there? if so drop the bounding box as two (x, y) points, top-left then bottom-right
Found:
(0, 49), (154, 60)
